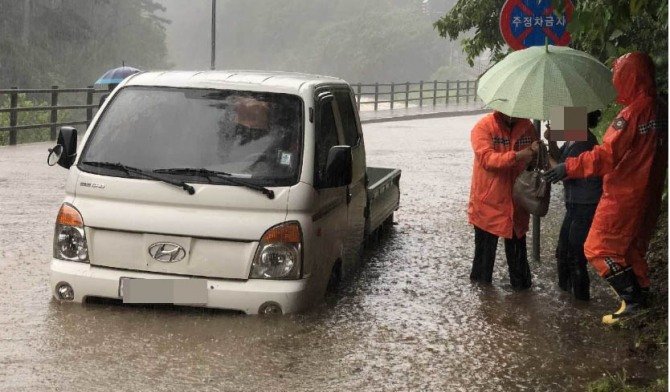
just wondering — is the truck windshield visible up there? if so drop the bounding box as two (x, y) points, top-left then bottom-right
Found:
(80, 87), (303, 187)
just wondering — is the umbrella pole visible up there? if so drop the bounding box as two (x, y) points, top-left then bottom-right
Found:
(532, 119), (541, 262)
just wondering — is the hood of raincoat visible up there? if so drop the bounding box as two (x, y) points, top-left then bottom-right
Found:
(612, 52), (657, 105)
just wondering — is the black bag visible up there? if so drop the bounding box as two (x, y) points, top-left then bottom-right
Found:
(513, 141), (551, 217)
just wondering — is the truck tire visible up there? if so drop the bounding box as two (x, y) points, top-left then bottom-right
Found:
(326, 260), (342, 293)
(383, 212), (394, 228)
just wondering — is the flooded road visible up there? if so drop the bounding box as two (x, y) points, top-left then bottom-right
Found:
(0, 115), (656, 391)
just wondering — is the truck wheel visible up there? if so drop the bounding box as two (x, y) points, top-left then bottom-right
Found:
(383, 212), (394, 228)
(326, 261), (342, 293)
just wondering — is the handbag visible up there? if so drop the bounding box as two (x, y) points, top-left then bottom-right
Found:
(513, 141), (551, 217)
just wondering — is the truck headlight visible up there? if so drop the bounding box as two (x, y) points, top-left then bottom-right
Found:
(53, 203), (89, 262)
(250, 222), (302, 279)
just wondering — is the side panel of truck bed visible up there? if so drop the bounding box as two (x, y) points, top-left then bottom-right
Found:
(366, 167), (401, 236)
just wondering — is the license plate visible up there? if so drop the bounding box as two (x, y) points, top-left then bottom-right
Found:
(119, 277), (208, 305)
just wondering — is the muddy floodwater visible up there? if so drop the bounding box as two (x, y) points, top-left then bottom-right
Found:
(0, 115), (658, 391)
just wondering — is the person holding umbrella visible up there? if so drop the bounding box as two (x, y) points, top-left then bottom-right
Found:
(468, 111), (539, 290)
(95, 65), (141, 107)
(544, 52), (668, 325)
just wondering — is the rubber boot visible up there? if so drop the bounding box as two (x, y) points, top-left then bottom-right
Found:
(568, 259), (590, 301)
(602, 268), (642, 325)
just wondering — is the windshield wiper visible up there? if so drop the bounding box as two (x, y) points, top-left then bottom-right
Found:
(81, 161), (195, 195)
(154, 167), (275, 199)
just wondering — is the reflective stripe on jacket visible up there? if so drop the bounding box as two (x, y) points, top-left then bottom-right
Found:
(468, 112), (537, 239)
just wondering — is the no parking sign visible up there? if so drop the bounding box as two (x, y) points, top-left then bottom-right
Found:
(500, 0), (574, 50)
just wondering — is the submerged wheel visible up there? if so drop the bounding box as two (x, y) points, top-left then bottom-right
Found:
(326, 261), (342, 293)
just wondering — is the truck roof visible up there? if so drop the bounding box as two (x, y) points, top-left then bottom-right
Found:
(123, 70), (350, 93)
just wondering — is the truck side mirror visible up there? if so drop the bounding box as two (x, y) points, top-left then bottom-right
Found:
(321, 145), (352, 188)
(47, 126), (78, 169)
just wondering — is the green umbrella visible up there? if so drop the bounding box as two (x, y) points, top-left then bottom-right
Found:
(477, 45), (617, 120)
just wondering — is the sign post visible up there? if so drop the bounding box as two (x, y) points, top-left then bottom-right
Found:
(499, 0), (574, 262)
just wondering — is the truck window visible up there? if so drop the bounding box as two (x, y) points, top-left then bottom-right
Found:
(314, 100), (340, 185)
(79, 87), (303, 187)
(334, 90), (360, 147)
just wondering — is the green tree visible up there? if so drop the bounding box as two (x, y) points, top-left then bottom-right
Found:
(433, 0), (668, 93)
(558, 0), (668, 94)
(433, 0), (508, 66)
(0, 0), (170, 89)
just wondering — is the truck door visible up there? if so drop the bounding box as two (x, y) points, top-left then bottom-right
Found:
(332, 88), (367, 270)
(313, 90), (348, 279)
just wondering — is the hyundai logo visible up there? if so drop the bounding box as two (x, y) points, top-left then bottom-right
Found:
(148, 242), (186, 263)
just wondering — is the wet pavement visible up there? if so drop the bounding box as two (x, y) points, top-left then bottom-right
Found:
(358, 101), (489, 124)
(0, 115), (659, 391)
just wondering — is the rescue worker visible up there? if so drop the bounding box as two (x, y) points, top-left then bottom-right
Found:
(468, 111), (539, 290)
(544, 52), (668, 324)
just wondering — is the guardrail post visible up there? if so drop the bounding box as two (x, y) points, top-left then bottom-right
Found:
(86, 85), (94, 127)
(474, 79), (479, 103)
(9, 87), (18, 145)
(433, 80), (437, 106)
(446, 80), (450, 105)
(356, 83), (361, 110)
(405, 82), (409, 108)
(50, 86), (59, 140)
(373, 83), (379, 111)
(456, 81), (461, 104)
(390, 82), (395, 110)
(466, 81), (471, 103)
(419, 80), (424, 107)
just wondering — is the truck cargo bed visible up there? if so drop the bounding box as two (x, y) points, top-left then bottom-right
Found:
(365, 167), (401, 236)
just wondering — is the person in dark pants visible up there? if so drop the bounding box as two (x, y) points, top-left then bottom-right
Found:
(545, 111), (603, 300)
(472, 226), (531, 289)
(468, 111), (539, 289)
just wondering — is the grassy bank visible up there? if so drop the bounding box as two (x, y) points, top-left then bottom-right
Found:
(587, 203), (668, 391)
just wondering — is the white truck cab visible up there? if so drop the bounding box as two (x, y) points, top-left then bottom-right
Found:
(48, 71), (400, 315)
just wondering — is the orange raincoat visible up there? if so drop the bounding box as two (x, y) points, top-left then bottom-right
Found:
(565, 52), (668, 288)
(468, 112), (538, 239)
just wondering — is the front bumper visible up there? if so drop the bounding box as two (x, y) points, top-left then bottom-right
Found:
(49, 259), (309, 315)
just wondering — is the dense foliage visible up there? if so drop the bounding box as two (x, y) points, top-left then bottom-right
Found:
(433, 0), (668, 93)
(433, 0), (508, 67)
(0, 0), (170, 88)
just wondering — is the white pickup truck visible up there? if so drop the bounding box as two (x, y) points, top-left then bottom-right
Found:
(47, 71), (400, 315)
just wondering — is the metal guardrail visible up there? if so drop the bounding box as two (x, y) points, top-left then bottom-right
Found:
(352, 80), (479, 111)
(0, 86), (105, 145)
(0, 80), (479, 145)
